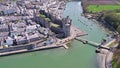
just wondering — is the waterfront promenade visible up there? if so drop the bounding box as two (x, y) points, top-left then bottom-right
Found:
(0, 25), (87, 56)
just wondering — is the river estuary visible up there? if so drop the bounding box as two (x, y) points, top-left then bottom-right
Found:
(0, 1), (111, 68)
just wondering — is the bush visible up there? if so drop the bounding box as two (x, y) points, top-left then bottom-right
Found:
(117, 25), (120, 33)
(104, 12), (120, 30)
(39, 14), (46, 18)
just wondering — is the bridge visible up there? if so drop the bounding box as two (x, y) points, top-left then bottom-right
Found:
(75, 37), (110, 50)
(75, 37), (100, 46)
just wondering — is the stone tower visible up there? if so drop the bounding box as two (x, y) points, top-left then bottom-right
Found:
(62, 16), (71, 38)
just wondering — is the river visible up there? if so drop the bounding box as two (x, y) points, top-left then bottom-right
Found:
(0, 1), (110, 68)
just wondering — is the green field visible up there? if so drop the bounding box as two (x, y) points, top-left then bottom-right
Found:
(116, 13), (120, 15)
(88, 5), (120, 13)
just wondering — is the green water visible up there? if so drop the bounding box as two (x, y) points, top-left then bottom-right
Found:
(0, 1), (109, 68)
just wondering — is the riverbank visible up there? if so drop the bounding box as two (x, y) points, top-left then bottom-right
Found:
(81, 1), (120, 33)
(97, 39), (118, 68)
(81, 1), (120, 68)
(84, 9), (119, 68)
(112, 46), (120, 68)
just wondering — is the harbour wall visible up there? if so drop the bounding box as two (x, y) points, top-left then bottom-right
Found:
(0, 44), (62, 57)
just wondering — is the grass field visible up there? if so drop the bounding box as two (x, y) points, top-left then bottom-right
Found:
(88, 5), (120, 13)
(116, 13), (120, 15)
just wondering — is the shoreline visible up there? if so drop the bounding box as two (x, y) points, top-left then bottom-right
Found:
(83, 11), (118, 68)
(0, 25), (87, 57)
(84, 11), (118, 68)
(97, 39), (118, 68)
(81, 1), (119, 68)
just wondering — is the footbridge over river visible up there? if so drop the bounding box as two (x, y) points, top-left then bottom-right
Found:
(75, 37), (110, 50)
(75, 37), (100, 46)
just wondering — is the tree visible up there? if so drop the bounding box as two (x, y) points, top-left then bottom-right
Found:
(104, 12), (120, 29)
(117, 25), (120, 33)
